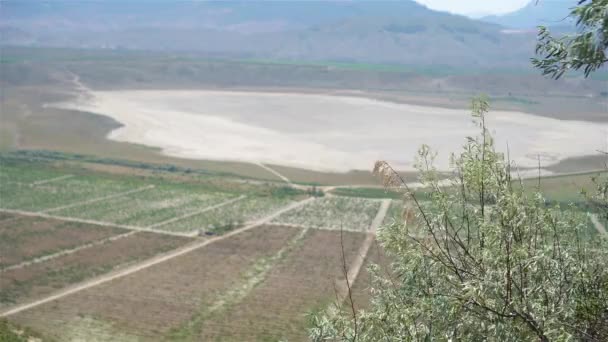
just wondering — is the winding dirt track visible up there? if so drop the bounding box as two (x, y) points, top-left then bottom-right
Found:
(0, 197), (316, 318)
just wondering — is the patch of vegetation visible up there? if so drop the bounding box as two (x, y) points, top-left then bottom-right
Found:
(268, 186), (307, 198)
(61, 316), (139, 342)
(2, 150), (235, 178)
(0, 319), (48, 342)
(167, 196), (294, 233)
(331, 187), (401, 199)
(273, 197), (380, 231)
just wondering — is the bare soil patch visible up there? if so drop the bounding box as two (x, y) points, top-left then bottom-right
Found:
(11, 225), (300, 340)
(198, 229), (367, 341)
(0, 232), (189, 309)
(0, 214), (124, 269)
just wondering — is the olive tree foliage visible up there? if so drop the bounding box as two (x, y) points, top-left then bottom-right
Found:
(532, 0), (608, 79)
(309, 98), (608, 341)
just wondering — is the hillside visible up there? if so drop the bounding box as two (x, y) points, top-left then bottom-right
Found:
(0, 0), (537, 69)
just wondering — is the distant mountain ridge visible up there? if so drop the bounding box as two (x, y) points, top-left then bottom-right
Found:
(0, 0), (539, 69)
(482, 0), (576, 29)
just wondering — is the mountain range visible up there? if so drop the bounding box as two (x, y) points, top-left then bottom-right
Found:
(0, 0), (575, 69)
(482, 0), (576, 29)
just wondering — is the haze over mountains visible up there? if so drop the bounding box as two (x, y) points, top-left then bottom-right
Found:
(482, 0), (576, 29)
(0, 0), (572, 69)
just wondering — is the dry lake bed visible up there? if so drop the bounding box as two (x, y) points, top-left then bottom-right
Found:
(54, 89), (608, 173)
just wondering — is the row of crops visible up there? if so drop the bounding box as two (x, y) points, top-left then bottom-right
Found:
(0, 164), (299, 234)
(1, 163), (395, 235)
(272, 197), (382, 232)
(0, 173), (143, 212)
(164, 196), (295, 233)
(53, 185), (234, 228)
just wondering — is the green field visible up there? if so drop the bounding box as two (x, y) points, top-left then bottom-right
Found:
(272, 196), (382, 232)
(0, 158), (304, 234)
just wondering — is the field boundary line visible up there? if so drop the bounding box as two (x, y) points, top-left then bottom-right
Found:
(0, 209), (193, 238)
(589, 213), (608, 236)
(0, 196), (316, 318)
(0, 231), (138, 272)
(41, 185), (155, 214)
(30, 174), (74, 186)
(148, 195), (246, 230)
(256, 163), (292, 185)
(337, 198), (391, 304)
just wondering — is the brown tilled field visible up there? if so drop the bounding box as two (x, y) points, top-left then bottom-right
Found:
(11, 225), (303, 340)
(0, 214), (125, 269)
(198, 229), (367, 341)
(1, 229), (190, 310)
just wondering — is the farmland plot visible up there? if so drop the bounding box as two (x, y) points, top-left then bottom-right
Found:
(273, 196), (381, 231)
(11, 226), (301, 340)
(164, 195), (294, 233)
(0, 174), (143, 212)
(198, 229), (367, 341)
(0, 164), (68, 185)
(0, 214), (124, 269)
(0, 231), (189, 309)
(54, 184), (234, 228)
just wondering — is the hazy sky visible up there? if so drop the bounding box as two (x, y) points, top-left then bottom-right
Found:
(414, 0), (531, 16)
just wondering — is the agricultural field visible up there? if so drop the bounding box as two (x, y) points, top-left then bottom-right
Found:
(1, 155), (604, 341)
(521, 171), (607, 203)
(197, 229), (367, 341)
(0, 214), (124, 269)
(0, 162), (147, 212)
(10, 225), (303, 340)
(0, 228), (190, 309)
(272, 196), (381, 232)
(0, 163), (69, 185)
(164, 195), (296, 234)
(0, 160), (307, 235)
(53, 184), (235, 231)
(330, 186), (403, 199)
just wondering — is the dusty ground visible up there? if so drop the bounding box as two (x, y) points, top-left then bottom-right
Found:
(199, 229), (366, 341)
(53, 89), (608, 174)
(11, 225), (301, 340)
(0, 231), (189, 310)
(0, 214), (124, 268)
